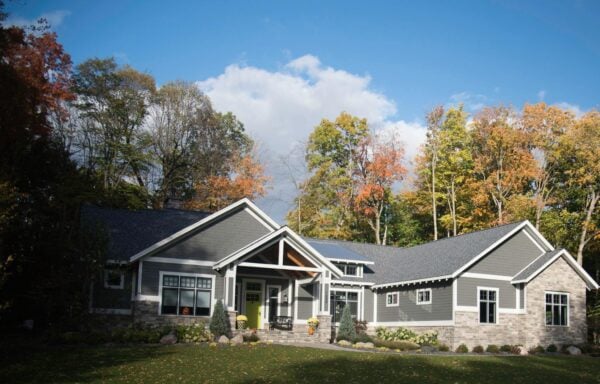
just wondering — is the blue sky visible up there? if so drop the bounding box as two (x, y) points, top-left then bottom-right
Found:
(5, 0), (600, 221)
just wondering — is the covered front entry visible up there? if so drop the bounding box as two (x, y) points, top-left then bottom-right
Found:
(214, 227), (343, 336)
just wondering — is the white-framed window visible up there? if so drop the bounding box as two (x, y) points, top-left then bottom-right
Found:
(478, 287), (498, 324)
(386, 292), (399, 307)
(159, 272), (214, 317)
(545, 292), (568, 326)
(416, 288), (432, 305)
(333, 263), (361, 277)
(330, 290), (359, 322)
(104, 269), (124, 289)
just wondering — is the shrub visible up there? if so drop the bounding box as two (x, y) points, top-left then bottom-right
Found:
(472, 345), (484, 353)
(486, 344), (500, 353)
(373, 339), (420, 351)
(354, 320), (368, 335)
(374, 326), (437, 345)
(438, 344), (450, 352)
(336, 305), (356, 342)
(209, 300), (230, 339)
(243, 332), (260, 342)
(510, 345), (522, 355)
(546, 344), (558, 353)
(352, 333), (373, 343)
(176, 322), (210, 343)
(455, 344), (468, 353)
(528, 345), (545, 355)
(500, 344), (512, 353)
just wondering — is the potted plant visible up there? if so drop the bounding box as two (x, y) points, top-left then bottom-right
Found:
(236, 315), (248, 330)
(307, 317), (319, 335)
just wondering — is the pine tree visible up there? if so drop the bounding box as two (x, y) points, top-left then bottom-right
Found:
(336, 305), (356, 341)
(209, 300), (230, 338)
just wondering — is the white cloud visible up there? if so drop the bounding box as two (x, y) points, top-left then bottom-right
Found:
(449, 91), (488, 112)
(554, 102), (585, 117)
(197, 54), (426, 222)
(537, 90), (547, 100)
(4, 10), (70, 29)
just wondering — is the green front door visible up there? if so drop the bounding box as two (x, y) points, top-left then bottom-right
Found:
(245, 292), (262, 329)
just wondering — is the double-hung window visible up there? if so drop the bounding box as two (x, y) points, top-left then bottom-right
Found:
(334, 263), (359, 277)
(545, 292), (568, 326)
(416, 288), (432, 305)
(161, 274), (212, 316)
(386, 292), (399, 307)
(104, 269), (124, 289)
(478, 288), (497, 324)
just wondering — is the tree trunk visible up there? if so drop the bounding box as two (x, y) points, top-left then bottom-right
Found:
(431, 156), (438, 240)
(577, 190), (599, 265)
(451, 179), (457, 236)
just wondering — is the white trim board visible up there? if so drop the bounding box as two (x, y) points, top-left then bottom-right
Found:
(460, 272), (513, 281)
(326, 258), (374, 265)
(145, 257), (215, 267)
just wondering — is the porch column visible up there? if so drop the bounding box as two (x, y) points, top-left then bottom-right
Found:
(318, 269), (331, 315)
(224, 264), (237, 311)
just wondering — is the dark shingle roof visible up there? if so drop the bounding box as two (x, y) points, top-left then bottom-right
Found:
(512, 249), (562, 282)
(82, 205), (210, 262)
(319, 221), (526, 286)
(305, 239), (371, 263)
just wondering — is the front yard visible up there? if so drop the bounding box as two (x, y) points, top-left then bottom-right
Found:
(1, 341), (599, 384)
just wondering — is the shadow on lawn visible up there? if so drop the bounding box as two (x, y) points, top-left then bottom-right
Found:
(241, 353), (600, 384)
(0, 339), (175, 384)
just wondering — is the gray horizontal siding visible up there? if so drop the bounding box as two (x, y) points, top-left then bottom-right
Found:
(364, 289), (374, 322)
(153, 209), (271, 261)
(92, 269), (133, 310)
(296, 283), (313, 320)
(468, 229), (543, 276)
(141, 261), (224, 301)
(377, 281), (453, 322)
(457, 277), (516, 309)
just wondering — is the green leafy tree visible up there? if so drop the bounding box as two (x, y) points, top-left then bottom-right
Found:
(336, 305), (356, 341)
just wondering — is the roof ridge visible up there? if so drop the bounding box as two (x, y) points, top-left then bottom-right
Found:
(304, 220), (527, 253)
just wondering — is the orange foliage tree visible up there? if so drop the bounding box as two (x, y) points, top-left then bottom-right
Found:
(354, 135), (406, 244)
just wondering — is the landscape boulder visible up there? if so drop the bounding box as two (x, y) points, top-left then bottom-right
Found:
(217, 335), (230, 344)
(230, 334), (244, 345)
(160, 332), (177, 345)
(566, 346), (581, 355)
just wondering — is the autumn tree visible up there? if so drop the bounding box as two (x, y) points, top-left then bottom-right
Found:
(436, 106), (473, 235)
(183, 112), (268, 212)
(559, 110), (600, 265)
(470, 106), (537, 224)
(354, 134), (406, 244)
(287, 113), (369, 239)
(0, 13), (103, 328)
(522, 103), (574, 229)
(415, 106), (444, 240)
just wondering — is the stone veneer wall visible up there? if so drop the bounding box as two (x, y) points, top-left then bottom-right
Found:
(452, 312), (524, 349)
(524, 257), (587, 347)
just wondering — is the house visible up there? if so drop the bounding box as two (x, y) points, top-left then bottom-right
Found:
(84, 198), (599, 348)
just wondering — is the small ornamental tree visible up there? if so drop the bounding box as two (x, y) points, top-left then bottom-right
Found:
(336, 305), (356, 342)
(209, 300), (230, 339)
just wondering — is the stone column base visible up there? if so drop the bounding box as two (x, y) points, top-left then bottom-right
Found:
(316, 314), (333, 343)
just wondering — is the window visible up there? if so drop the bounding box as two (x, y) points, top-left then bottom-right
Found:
(334, 263), (360, 277)
(386, 292), (399, 307)
(546, 292), (568, 326)
(104, 269), (124, 289)
(160, 274), (212, 316)
(416, 288), (432, 305)
(478, 288), (497, 324)
(330, 290), (359, 322)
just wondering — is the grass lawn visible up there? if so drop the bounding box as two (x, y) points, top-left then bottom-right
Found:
(1, 341), (599, 384)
